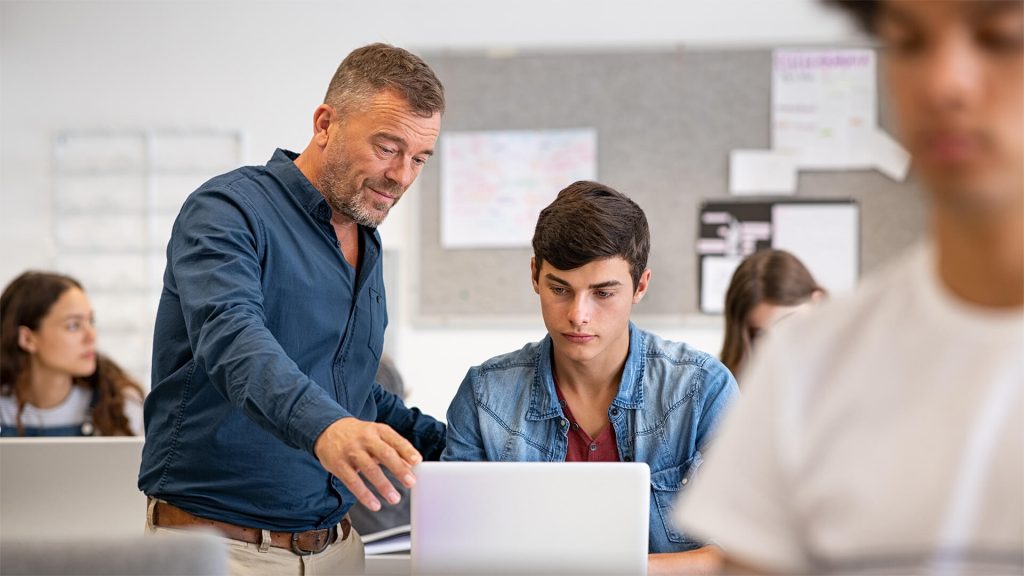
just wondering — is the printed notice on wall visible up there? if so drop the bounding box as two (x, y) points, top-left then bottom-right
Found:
(441, 128), (597, 249)
(771, 49), (909, 179)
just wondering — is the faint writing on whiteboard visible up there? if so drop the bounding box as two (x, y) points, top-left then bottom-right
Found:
(773, 49), (876, 169)
(771, 49), (908, 179)
(441, 128), (597, 249)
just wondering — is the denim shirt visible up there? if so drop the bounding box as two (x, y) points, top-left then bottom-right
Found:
(442, 324), (738, 553)
(139, 149), (444, 531)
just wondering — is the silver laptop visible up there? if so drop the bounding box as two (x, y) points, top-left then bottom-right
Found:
(0, 437), (146, 539)
(411, 462), (650, 576)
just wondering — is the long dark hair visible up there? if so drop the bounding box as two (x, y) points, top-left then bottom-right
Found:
(0, 271), (144, 436)
(720, 250), (823, 380)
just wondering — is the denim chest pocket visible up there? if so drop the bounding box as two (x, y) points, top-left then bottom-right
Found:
(367, 288), (385, 360)
(650, 452), (704, 548)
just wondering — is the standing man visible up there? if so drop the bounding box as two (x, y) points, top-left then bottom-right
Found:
(139, 43), (446, 574)
(676, 1), (1023, 574)
(443, 181), (738, 575)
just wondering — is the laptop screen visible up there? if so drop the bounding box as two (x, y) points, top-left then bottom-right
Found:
(0, 437), (146, 539)
(411, 461), (650, 576)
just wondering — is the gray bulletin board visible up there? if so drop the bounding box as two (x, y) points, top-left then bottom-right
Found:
(414, 48), (925, 321)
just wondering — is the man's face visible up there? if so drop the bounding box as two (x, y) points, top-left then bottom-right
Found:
(879, 0), (1023, 215)
(532, 257), (650, 366)
(320, 90), (441, 227)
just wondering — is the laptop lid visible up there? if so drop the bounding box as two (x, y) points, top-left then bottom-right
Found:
(0, 437), (146, 539)
(410, 461), (649, 576)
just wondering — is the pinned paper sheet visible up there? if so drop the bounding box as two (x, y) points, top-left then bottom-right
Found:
(700, 256), (744, 314)
(441, 128), (597, 249)
(856, 128), (911, 181)
(770, 48), (909, 180)
(771, 203), (859, 294)
(729, 150), (798, 195)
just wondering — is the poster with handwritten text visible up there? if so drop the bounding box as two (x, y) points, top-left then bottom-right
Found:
(441, 128), (598, 249)
(772, 50), (878, 170)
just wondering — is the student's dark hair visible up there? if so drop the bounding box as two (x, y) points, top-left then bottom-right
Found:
(325, 42), (445, 119)
(824, 0), (881, 35)
(719, 250), (824, 380)
(532, 181), (650, 291)
(0, 271), (144, 436)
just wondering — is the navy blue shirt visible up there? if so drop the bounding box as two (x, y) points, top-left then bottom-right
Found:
(139, 149), (444, 531)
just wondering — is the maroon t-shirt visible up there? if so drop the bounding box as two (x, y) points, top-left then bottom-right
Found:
(554, 383), (620, 462)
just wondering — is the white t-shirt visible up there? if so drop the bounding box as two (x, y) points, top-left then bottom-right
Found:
(675, 243), (1024, 574)
(0, 385), (144, 436)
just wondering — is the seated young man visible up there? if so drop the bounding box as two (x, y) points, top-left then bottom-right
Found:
(441, 180), (739, 575)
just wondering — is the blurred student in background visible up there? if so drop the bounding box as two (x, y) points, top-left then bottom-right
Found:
(0, 271), (144, 436)
(677, 1), (1024, 573)
(719, 249), (823, 383)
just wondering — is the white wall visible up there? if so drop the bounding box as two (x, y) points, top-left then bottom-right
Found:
(0, 0), (860, 420)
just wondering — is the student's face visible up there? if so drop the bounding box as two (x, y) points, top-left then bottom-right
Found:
(745, 300), (814, 346)
(532, 257), (650, 366)
(18, 288), (97, 378)
(879, 0), (1023, 215)
(320, 90), (440, 227)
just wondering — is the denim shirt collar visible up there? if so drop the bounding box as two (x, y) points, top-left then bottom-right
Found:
(527, 322), (646, 421)
(266, 148), (334, 223)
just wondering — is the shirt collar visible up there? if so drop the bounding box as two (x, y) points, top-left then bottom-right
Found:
(265, 148), (333, 221)
(528, 322), (646, 421)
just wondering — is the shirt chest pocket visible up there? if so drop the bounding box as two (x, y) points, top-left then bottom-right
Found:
(367, 287), (386, 359)
(650, 452), (704, 549)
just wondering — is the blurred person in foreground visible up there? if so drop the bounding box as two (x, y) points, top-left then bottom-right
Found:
(676, 1), (1023, 574)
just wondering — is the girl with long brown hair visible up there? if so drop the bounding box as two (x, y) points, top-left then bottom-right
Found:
(719, 250), (824, 382)
(0, 271), (144, 436)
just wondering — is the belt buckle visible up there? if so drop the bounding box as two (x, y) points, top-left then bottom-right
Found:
(290, 528), (330, 556)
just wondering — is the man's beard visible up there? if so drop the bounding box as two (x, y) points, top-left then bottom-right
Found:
(320, 160), (402, 229)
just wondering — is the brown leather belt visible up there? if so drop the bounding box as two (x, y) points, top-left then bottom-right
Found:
(152, 500), (350, 556)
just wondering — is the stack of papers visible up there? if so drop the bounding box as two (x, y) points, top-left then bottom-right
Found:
(362, 524), (411, 555)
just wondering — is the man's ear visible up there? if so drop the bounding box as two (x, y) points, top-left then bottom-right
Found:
(632, 269), (652, 304)
(531, 257), (540, 294)
(311, 104), (335, 148)
(17, 326), (37, 354)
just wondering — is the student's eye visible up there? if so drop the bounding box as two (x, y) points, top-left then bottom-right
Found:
(884, 33), (926, 57)
(976, 29), (1024, 54)
(66, 321), (81, 332)
(595, 290), (614, 299)
(550, 286), (568, 296)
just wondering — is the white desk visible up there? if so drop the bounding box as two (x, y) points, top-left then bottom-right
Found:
(364, 554), (411, 575)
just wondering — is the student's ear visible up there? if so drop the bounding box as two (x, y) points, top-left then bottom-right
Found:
(810, 288), (826, 304)
(531, 257), (540, 294)
(17, 326), (37, 354)
(632, 269), (652, 304)
(311, 104), (336, 148)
